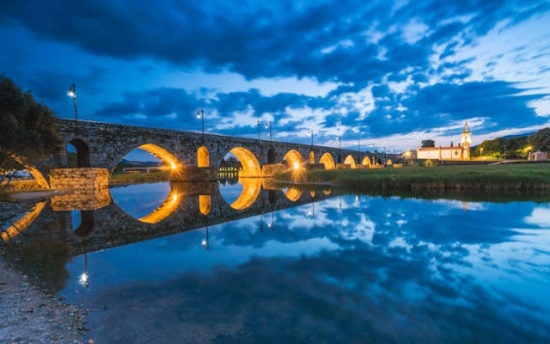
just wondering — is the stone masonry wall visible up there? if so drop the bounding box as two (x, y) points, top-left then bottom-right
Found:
(49, 168), (109, 191)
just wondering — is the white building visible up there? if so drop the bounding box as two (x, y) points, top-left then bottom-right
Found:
(417, 122), (471, 161)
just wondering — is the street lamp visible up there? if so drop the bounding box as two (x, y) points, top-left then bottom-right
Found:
(196, 109), (205, 142)
(67, 83), (78, 130)
(257, 120), (261, 143)
(265, 121), (272, 141)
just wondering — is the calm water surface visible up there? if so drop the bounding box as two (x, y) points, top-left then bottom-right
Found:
(5, 181), (550, 343)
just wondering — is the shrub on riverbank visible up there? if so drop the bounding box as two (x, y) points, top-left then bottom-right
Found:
(276, 163), (550, 192)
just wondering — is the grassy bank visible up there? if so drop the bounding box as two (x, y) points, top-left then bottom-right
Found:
(109, 171), (170, 186)
(276, 163), (550, 192)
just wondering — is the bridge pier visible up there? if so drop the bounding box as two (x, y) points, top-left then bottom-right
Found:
(169, 167), (218, 182)
(49, 168), (109, 191)
(261, 163), (288, 178)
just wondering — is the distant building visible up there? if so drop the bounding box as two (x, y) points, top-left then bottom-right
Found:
(417, 122), (471, 161)
(528, 151), (548, 161)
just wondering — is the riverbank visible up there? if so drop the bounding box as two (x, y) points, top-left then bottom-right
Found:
(0, 202), (89, 343)
(276, 163), (550, 192)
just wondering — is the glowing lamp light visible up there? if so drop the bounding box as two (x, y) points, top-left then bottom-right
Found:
(67, 90), (75, 98)
(171, 163), (176, 170)
(201, 239), (207, 247)
(79, 273), (88, 286)
(172, 194), (178, 201)
(293, 162), (300, 170)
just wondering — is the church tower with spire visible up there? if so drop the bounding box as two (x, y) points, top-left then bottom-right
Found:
(460, 121), (471, 159)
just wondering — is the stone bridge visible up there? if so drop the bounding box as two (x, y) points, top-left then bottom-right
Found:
(26, 119), (396, 189)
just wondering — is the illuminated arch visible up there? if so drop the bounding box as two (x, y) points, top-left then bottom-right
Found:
(309, 151), (315, 164)
(319, 152), (335, 170)
(3, 152), (50, 189)
(285, 187), (303, 202)
(284, 150), (305, 170)
(229, 147), (262, 178)
(127, 143), (182, 172)
(230, 177), (262, 210)
(199, 195), (211, 215)
(138, 190), (183, 224)
(323, 188), (332, 196)
(197, 146), (209, 168)
(361, 156), (372, 167)
(344, 155), (356, 168)
(386, 159), (393, 166)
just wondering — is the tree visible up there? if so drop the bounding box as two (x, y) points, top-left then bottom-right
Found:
(421, 139), (435, 148)
(528, 128), (550, 152)
(0, 75), (62, 188)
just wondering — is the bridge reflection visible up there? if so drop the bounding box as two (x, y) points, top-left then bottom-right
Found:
(2, 179), (335, 258)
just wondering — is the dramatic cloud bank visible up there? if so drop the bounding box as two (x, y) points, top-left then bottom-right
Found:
(2, 0), (549, 151)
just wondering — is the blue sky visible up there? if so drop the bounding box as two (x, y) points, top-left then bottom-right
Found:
(2, 0), (550, 152)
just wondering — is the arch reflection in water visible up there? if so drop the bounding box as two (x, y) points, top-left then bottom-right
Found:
(1, 201), (47, 242)
(221, 177), (262, 210)
(110, 182), (182, 224)
(285, 187), (303, 202)
(139, 190), (182, 224)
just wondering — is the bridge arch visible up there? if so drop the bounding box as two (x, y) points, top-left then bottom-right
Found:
(112, 143), (182, 175)
(267, 147), (276, 164)
(2, 152), (50, 189)
(344, 155), (356, 168)
(284, 149), (305, 170)
(386, 159), (393, 166)
(319, 152), (335, 170)
(309, 151), (315, 164)
(197, 146), (209, 168)
(226, 147), (261, 178)
(361, 156), (372, 167)
(68, 138), (90, 168)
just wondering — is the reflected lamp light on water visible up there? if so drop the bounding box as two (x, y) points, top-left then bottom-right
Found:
(79, 273), (88, 287)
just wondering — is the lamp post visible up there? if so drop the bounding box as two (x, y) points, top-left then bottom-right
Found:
(265, 121), (272, 141)
(67, 83), (78, 131)
(257, 120), (261, 143)
(338, 136), (341, 163)
(196, 109), (205, 142)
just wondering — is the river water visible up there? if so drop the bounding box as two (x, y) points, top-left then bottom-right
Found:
(3, 180), (550, 343)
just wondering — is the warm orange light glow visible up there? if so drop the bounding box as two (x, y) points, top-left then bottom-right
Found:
(138, 190), (182, 224)
(230, 177), (262, 210)
(285, 187), (303, 202)
(1, 201), (47, 242)
(294, 162), (300, 170)
(139, 143), (181, 172)
(197, 146), (210, 168)
(199, 195), (211, 215)
(229, 147), (262, 177)
(319, 152), (335, 170)
(361, 156), (372, 166)
(344, 155), (356, 168)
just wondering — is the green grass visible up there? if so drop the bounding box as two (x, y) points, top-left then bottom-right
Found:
(276, 163), (550, 192)
(109, 171), (170, 185)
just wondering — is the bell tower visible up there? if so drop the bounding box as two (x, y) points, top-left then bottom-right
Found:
(460, 121), (471, 159)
